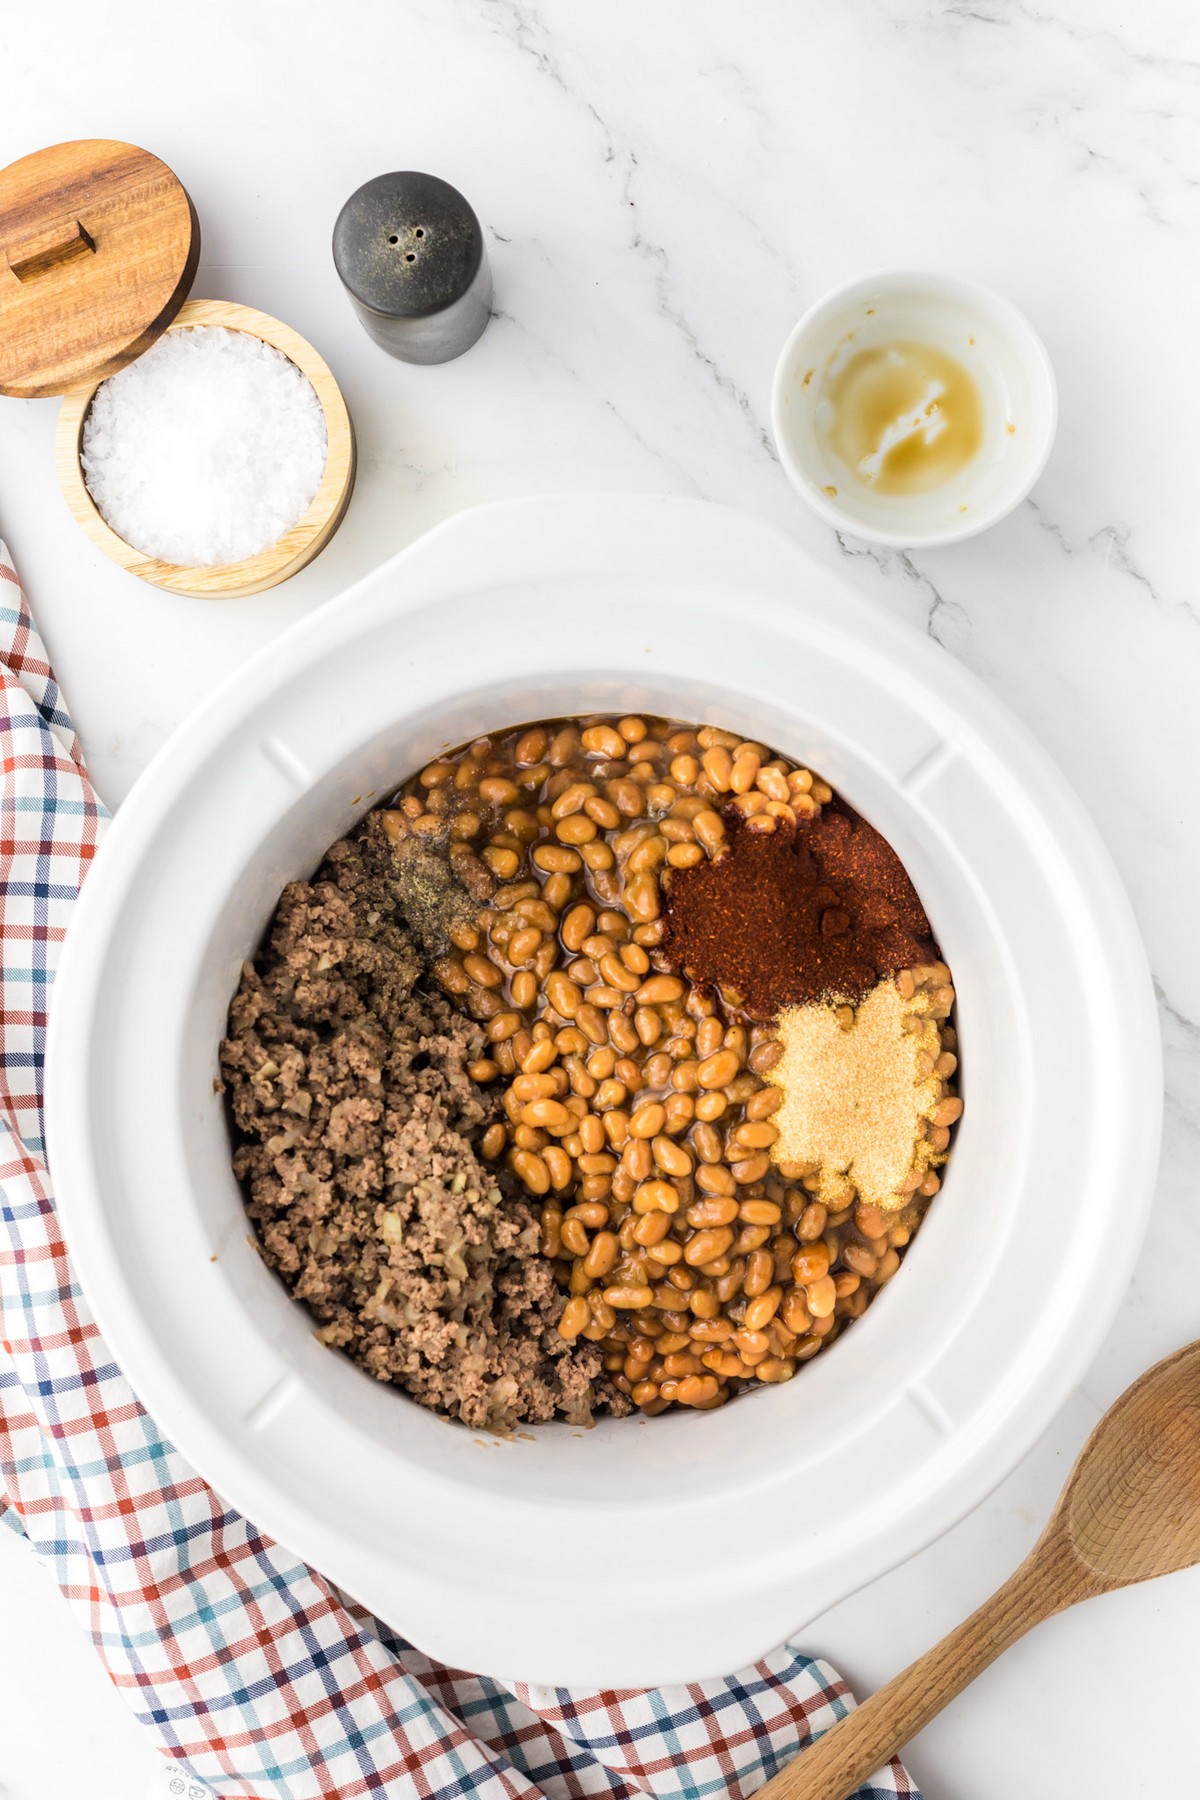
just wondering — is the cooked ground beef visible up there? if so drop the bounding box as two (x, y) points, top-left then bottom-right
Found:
(220, 816), (624, 1431)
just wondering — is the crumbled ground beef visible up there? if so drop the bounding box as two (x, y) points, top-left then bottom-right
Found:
(220, 816), (625, 1431)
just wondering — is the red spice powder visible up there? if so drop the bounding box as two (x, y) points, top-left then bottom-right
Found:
(660, 800), (938, 1016)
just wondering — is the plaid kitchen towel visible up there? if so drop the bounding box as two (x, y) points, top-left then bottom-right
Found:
(0, 539), (919, 1800)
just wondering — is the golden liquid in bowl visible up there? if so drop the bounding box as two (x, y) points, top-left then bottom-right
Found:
(823, 340), (983, 496)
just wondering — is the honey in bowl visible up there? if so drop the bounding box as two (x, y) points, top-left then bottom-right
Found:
(820, 339), (984, 497)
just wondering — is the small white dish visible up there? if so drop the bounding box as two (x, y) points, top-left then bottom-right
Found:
(771, 270), (1057, 548)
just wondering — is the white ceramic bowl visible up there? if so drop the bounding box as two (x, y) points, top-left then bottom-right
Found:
(771, 271), (1057, 548)
(45, 495), (1158, 1687)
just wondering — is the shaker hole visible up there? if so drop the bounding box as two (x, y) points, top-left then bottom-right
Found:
(415, 227), (425, 238)
(388, 234), (399, 245)
(406, 252), (416, 262)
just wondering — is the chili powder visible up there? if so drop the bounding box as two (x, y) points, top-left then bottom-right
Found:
(660, 800), (938, 1016)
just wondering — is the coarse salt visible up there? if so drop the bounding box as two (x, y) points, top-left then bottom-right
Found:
(81, 325), (328, 568)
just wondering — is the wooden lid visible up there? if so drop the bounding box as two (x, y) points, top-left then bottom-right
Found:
(0, 139), (199, 399)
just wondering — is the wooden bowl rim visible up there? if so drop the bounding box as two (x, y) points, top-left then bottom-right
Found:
(55, 297), (356, 598)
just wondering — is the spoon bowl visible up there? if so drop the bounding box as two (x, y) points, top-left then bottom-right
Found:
(758, 1341), (1200, 1800)
(1065, 1342), (1200, 1586)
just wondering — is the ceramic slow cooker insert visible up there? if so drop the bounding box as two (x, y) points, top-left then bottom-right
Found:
(44, 495), (1161, 1686)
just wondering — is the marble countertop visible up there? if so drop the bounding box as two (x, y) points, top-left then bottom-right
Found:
(3, 1), (1199, 1793)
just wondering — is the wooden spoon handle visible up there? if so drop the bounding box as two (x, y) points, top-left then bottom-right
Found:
(760, 1542), (1085, 1800)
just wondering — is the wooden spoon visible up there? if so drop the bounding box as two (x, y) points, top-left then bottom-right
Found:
(759, 1340), (1200, 1800)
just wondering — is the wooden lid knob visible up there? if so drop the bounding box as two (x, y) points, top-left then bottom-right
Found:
(0, 139), (199, 399)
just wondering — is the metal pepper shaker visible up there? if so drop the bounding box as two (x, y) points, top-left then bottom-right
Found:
(332, 172), (492, 365)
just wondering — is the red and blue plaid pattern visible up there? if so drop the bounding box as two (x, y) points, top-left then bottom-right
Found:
(0, 541), (918, 1800)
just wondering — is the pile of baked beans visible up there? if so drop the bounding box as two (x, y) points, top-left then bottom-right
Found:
(382, 716), (952, 1414)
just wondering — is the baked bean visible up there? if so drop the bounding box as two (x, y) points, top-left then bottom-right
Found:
(483, 845), (520, 879)
(543, 1146), (574, 1190)
(696, 1163), (736, 1197)
(634, 1006), (662, 1046)
(557, 813), (597, 845)
(521, 1037), (558, 1075)
(512, 1072), (559, 1101)
(583, 1231), (620, 1280)
(792, 1243), (831, 1282)
(604, 1109), (630, 1149)
(743, 1249), (775, 1297)
(604, 1283), (655, 1310)
(579, 1114), (606, 1155)
(532, 843), (582, 874)
(550, 781), (595, 820)
(624, 872), (660, 921)
(797, 1202), (827, 1242)
(697, 1049), (739, 1089)
(560, 1217), (590, 1257)
(624, 1139), (654, 1184)
(729, 752), (760, 794)
(700, 746), (733, 790)
(637, 974), (685, 1006)
(842, 1242), (878, 1278)
(735, 1120), (779, 1150)
(630, 1101), (667, 1140)
(585, 795), (622, 829)
(508, 926), (543, 966)
(653, 1136), (692, 1177)
(744, 1287), (783, 1331)
(687, 1197), (740, 1229)
(582, 724), (626, 758)
(599, 953), (641, 993)
(632, 1211), (671, 1247)
(690, 1122), (723, 1165)
(693, 809), (727, 853)
(521, 1098), (571, 1131)
(748, 1039), (783, 1076)
(479, 776), (520, 807)
(387, 715), (952, 1416)
(545, 871), (575, 911)
(633, 1180), (680, 1215)
(660, 1091), (693, 1131)
(604, 778), (642, 815)
(545, 973), (582, 1018)
(671, 1059), (700, 1094)
(558, 1295), (590, 1341)
(744, 1086), (784, 1120)
(560, 903), (595, 952)
(512, 1149), (550, 1195)
(481, 1122), (507, 1159)
(434, 957), (469, 995)
(685, 1226), (734, 1266)
(806, 1274), (838, 1318)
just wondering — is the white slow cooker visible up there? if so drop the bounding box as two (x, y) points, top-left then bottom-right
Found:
(45, 495), (1161, 1686)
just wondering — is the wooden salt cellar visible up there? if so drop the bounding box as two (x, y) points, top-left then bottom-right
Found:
(0, 139), (355, 598)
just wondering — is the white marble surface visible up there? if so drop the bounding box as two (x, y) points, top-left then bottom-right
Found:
(2, 1), (1199, 1794)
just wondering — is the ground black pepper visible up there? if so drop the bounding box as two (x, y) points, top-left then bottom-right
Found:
(660, 800), (938, 1015)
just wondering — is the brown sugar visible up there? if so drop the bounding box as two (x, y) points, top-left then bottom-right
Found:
(768, 973), (958, 1211)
